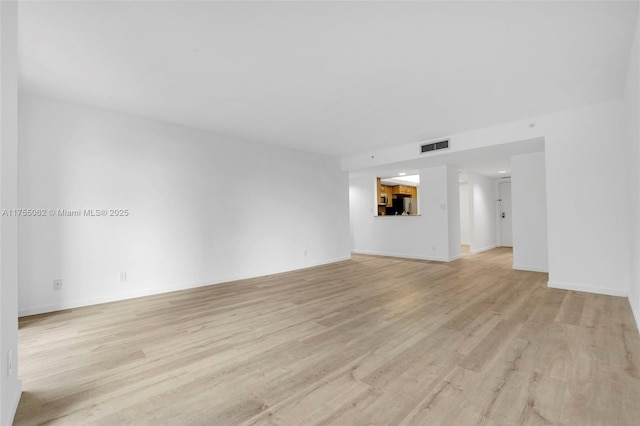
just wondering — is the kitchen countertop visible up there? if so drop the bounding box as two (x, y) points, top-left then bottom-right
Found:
(374, 214), (421, 218)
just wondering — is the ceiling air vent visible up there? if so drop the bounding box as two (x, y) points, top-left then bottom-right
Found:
(420, 139), (449, 154)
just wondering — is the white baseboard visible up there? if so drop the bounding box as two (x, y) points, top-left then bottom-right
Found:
(513, 264), (548, 273)
(629, 297), (640, 335)
(351, 250), (453, 262)
(285, 256), (352, 271)
(18, 255), (352, 317)
(470, 244), (496, 254)
(5, 379), (22, 426)
(547, 280), (628, 297)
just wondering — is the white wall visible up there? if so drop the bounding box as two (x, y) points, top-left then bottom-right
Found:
(350, 165), (460, 261)
(0, 1), (22, 424)
(459, 183), (470, 245)
(626, 6), (640, 328)
(18, 94), (351, 316)
(544, 102), (629, 297)
(511, 151), (548, 272)
(469, 174), (497, 254)
(447, 166), (461, 260)
(343, 98), (632, 298)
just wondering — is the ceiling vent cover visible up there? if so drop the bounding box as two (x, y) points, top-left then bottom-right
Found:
(420, 139), (449, 154)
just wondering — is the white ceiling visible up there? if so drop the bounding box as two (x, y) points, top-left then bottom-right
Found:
(18, 1), (639, 157)
(348, 137), (545, 180)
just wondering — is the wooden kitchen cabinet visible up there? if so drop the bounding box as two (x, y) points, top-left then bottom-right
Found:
(377, 179), (386, 205)
(381, 185), (393, 206)
(391, 185), (413, 196)
(376, 178), (386, 215)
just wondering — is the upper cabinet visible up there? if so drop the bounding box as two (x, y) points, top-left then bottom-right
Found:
(391, 185), (413, 196)
(376, 179), (385, 216)
(376, 178), (385, 205)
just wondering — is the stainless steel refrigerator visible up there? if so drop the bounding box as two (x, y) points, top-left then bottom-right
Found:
(403, 198), (417, 215)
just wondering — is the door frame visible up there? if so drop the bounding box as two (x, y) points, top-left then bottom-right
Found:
(495, 178), (512, 247)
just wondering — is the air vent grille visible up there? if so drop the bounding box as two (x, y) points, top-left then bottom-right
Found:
(420, 139), (449, 154)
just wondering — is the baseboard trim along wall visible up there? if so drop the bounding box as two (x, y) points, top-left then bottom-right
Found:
(470, 245), (497, 255)
(351, 250), (458, 262)
(547, 280), (628, 297)
(513, 264), (549, 273)
(6, 381), (22, 426)
(18, 256), (351, 317)
(629, 298), (640, 336)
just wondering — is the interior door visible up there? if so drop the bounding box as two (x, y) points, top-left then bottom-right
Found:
(499, 182), (513, 247)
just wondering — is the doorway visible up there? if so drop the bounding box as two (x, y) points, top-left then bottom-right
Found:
(498, 181), (513, 247)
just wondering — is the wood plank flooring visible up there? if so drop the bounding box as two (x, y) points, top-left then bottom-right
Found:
(15, 248), (640, 425)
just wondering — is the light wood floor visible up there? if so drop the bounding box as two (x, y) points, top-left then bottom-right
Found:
(15, 248), (640, 425)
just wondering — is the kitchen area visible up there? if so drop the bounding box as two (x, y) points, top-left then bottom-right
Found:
(376, 176), (419, 216)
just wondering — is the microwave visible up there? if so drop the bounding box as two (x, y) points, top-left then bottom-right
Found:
(380, 195), (388, 205)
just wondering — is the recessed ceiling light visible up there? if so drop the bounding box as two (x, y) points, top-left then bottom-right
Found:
(498, 170), (507, 174)
(398, 172), (406, 176)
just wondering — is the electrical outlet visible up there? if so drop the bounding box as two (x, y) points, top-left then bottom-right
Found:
(120, 272), (127, 282)
(303, 249), (308, 257)
(53, 279), (62, 291)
